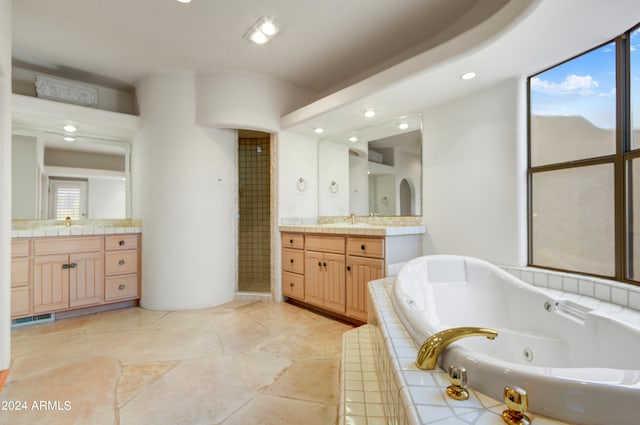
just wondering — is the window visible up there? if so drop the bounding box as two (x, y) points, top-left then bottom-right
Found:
(49, 179), (88, 220)
(529, 24), (640, 283)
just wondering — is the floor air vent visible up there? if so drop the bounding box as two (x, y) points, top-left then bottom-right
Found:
(12, 313), (55, 327)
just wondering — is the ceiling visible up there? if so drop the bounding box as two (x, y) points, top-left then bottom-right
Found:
(12, 0), (499, 95)
(11, 0), (640, 139)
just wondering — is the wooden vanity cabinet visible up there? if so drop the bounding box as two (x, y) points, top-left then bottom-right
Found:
(33, 236), (104, 313)
(104, 234), (140, 301)
(304, 235), (347, 315)
(282, 233), (305, 300)
(11, 239), (32, 318)
(12, 233), (142, 319)
(281, 231), (388, 323)
(346, 237), (385, 322)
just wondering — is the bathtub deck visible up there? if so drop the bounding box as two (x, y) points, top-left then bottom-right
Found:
(339, 279), (570, 425)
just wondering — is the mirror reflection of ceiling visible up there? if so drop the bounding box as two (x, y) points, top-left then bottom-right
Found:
(12, 0), (507, 96)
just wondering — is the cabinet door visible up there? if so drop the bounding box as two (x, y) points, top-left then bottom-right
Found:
(33, 254), (70, 313)
(323, 252), (346, 314)
(11, 287), (31, 318)
(346, 256), (384, 322)
(304, 251), (325, 307)
(69, 251), (104, 308)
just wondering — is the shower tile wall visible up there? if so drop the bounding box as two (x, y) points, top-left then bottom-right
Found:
(238, 137), (271, 292)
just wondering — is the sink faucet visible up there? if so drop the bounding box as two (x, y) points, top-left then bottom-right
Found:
(350, 213), (356, 224)
(416, 327), (498, 370)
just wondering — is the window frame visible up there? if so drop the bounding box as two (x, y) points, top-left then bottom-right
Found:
(527, 24), (640, 285)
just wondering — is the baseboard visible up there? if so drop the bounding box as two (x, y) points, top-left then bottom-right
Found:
(0, 369), (9, 392)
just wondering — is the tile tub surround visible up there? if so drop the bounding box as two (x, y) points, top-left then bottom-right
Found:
(0, 301), (353, 425)
(362, 279), (571, 425)
(500, 265), (640, 316)
(11, 218), (142, 238)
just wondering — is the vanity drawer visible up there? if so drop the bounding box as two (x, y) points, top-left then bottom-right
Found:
(282, 248), (304, 274)
(11, 258), (30, 287)
(282, 271), (304, 300)
(347, 237), (385, 259)
(105, 275), (139, 301)
(12, 239), (31, 257)
(105, 234), (139, 251)
(11, 286), (31, 318)
(105, 251), (138, 276)
(34, 236), (102, 255)
(282, 233), (304, 250)
(305, 235), (345, 254)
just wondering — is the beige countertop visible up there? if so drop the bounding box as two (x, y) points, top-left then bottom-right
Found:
(279, 223), (425, 236)
(11, 219), (142, 238)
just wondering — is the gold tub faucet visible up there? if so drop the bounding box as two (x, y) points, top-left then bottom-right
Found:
(416, 327), (498, 370)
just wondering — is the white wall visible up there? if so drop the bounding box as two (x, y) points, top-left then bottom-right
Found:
(88, 178), (126, 218)
(318, 141), (350, 216)
(349, 153), (369, 215)
(11, 135), (38, 219)
(0, 0), (11, 374)
(196, 72), (314, 132)
(422, 77), (527, 266)
(132, 72), (237, 310)
(277, 131), (319, 219)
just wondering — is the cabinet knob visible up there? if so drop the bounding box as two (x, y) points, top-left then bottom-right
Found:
(289, 239), (293, 244)
(62, 263), (69, 270)
(119, 259), (125, 266)
(347, 266), (351, 271)
(289, 282), (294, 288)
(290, 258), (294, 263)
(361, 244), (366, 250)
(323, 262), (327, 267)
(119, 240), (125, 246)
(318, 262), (322, 267)
(70, 262), (77, 268)
(118, 284), (126, 290)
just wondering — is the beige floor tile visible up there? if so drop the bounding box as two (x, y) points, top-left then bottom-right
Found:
(119, 352), (290, 425)
(117, 361), (177, 407)
(0, 356), (119, 425)
(221, 394), (338, 425)
(1, 301), (350, 425)
(265, 358), (341, 404)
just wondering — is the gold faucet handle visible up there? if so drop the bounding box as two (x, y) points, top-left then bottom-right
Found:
(502, 386), (531, 425)
(445, 365), (469, 400)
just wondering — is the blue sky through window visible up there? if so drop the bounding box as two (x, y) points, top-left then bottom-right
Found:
(530, 28), (640, 131)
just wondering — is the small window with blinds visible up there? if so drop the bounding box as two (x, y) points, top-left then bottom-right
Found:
(48, 179), (88, 220)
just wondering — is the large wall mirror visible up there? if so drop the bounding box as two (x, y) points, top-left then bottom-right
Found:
(318, 113), (422, 217)
(11, 94), (138, 220)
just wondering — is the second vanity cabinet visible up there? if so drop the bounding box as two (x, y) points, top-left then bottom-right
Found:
(305, 235), (346, 313)
(346, 237), (385, 322)
(282, 231), (394, 323)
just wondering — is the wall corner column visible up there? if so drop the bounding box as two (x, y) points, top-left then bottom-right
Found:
(0, 0), (13, 390)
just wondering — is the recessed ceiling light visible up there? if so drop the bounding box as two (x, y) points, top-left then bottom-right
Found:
(63, 136), (75, 142)
(314, 127), (324, 134)
(363, 108), (376, 118)
(260, 20), (277, 36)
(176, 0), (192, 3)
(349, 136), (358, 143)
(398, 122), (409, 130)
(63, 124), (77, 132)
(250, 31), (269, 45)
(246, 17), (280, 45)
(461, 72), (476, 80)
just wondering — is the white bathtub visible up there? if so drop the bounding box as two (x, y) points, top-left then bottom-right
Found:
(391, 255), (640, 425)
